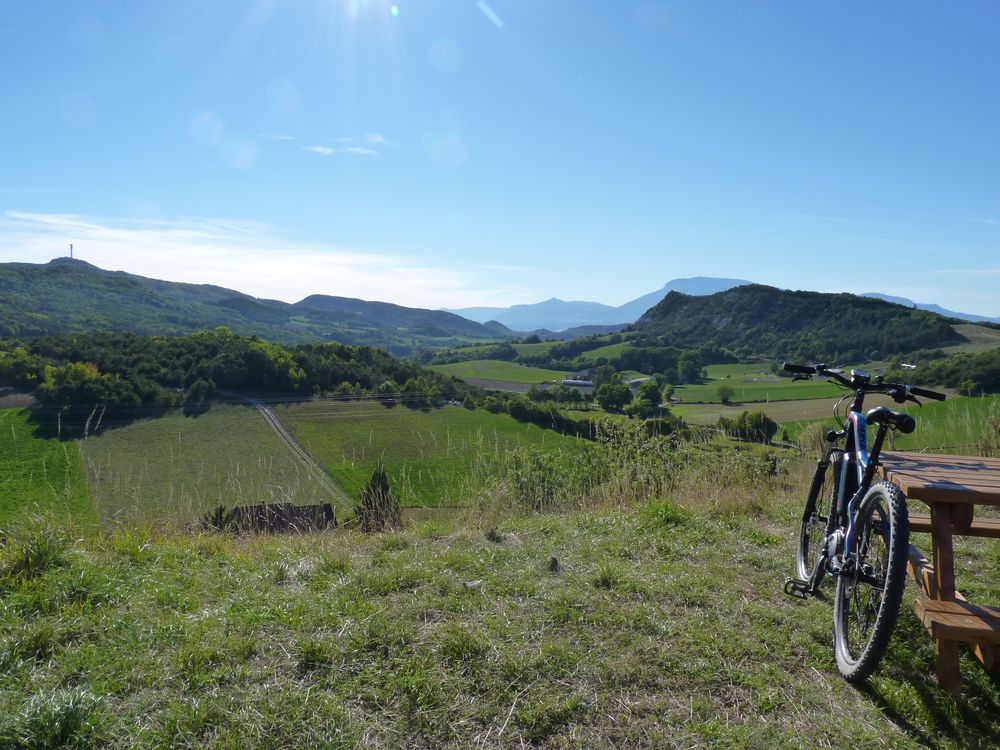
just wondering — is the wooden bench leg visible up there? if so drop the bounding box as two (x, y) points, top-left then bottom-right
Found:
(937, 640), (962, 698)
(930, 503), (962, 696)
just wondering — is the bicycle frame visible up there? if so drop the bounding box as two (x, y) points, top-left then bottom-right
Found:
(791, 394), (893, 597)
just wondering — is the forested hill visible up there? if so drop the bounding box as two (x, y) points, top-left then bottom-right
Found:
(633, 285), (964, 361)
(0, 259), (512, 354)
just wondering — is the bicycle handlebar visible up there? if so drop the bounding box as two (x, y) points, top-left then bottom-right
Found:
(908, 385), (947, 401)
(781, 362), (946, 401)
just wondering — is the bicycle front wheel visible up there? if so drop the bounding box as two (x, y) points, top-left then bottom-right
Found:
(833, 481), (909, 682)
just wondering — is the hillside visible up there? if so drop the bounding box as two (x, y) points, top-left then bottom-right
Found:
(634, 285), (965, 361)
(0, 259), (511, 354)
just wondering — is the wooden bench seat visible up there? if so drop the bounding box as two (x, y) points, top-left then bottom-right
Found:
(913, 598), (1000, 644)
(907, 512), (1000, 538)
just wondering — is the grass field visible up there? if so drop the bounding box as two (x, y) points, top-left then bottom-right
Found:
(429, 359), (570, 384)
(512, 340), (560, 357)
(943, 323), (1000, 354)
(80, 404), (335, 527)
(780, 394), (1000, 456)
(676, 364), (844, 403)
(0, 408), (92, 525)
(276, 402), (585, 507)
(5, 452), (1000, 748)
(671, 397), (841, 427)
(575, 341), (632, 362)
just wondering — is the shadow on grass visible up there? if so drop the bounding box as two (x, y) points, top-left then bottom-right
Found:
(862, 635), (1000, 748)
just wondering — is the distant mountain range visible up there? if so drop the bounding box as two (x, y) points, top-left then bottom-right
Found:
(2, 259), (997, 359)
(0, 258), (515, 355)
(447, 277), (753, 332)
(862, 293), (1000, 324)
(448, 278), (1000, 333)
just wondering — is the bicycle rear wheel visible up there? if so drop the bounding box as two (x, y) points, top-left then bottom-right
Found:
(833, 481), (909, 682)
(796, 454), (839, 581)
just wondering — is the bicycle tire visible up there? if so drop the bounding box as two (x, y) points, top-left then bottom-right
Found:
(796, 455), (839, 581)
(833, 481), (909, 682)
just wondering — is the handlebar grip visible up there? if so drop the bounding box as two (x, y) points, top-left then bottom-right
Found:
(782, 362), (816, 375)
(910, 386), (946, 401)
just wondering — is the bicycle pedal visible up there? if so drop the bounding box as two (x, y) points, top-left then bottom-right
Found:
(783, 577), (812, 599)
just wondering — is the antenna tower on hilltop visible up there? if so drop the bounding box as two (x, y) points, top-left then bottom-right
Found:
(70, 243), (74, 259)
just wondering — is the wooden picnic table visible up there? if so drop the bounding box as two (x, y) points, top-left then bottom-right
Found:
(879, 451), (1000, 697)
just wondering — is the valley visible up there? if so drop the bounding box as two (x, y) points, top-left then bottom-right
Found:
(3, 265), (1000, 748)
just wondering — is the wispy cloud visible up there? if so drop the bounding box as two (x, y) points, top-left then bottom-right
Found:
(259, 133), (295, 141)
(304, 145), (378, 157)
(304, 145), (337, 156)
(888, 208), (999, 227)
(0, 211), (526, 308)
(333, 133), (398, 148)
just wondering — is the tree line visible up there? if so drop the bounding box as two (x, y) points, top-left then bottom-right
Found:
(0, 329), (470, 419)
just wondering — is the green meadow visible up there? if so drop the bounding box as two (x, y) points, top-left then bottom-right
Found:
(429, 359), (570, 384)
(575, 340), (632, 362)
(676, 364), (844, 403)
(943, 324), (1000, 355)
(0, 409), (92, 525)
(512, 340), (560, 357)
(276, 401), (585, 507)
(780, 394), (1000, 456)
(671, 397), (839, 427)
(5, 437), (1000, 748)
(79, 405), (334, 527)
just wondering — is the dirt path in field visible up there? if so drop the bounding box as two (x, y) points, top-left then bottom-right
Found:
(221, 393), (352, 507)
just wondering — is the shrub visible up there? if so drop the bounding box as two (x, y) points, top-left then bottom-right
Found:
(355, 461), (401, 533)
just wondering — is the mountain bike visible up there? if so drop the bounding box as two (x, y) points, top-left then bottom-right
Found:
(781, 363), (945, 682)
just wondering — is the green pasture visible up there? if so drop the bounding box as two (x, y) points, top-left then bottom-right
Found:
(80, 404), (334, 527)
(672, 397), (840, 427)
(676, 366), (843, 403)
(429, 359), (570, 384)
(0, 408), (92, 525)
(276, 401), (585, 507)
(943, 324), (1000, 355)
(576, 341), (631, 362)
(782, 394), (1000, 455)
(512, 340), (560, 357)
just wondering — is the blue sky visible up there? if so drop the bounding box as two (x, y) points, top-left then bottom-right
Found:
(1, 1), (998, 314)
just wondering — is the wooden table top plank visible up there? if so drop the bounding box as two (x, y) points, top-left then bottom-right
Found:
(880, 451), (1000, 506)
(887, 452), (1000, 465)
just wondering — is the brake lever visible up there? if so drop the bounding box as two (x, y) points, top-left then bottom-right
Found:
(907, 394), (923, 407)
(887, 388), (906, 404)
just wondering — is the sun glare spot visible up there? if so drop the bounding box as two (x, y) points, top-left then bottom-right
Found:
(390, 5), (399, 16)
